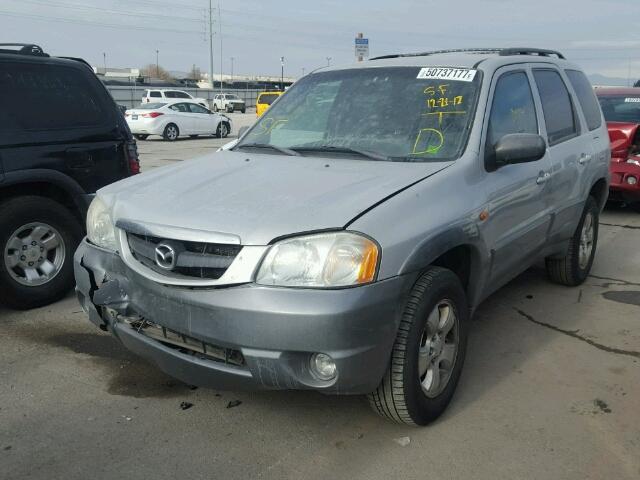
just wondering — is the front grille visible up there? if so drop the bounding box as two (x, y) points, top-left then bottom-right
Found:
(122, 316), (245, 367)
(126, 232), (241, 280)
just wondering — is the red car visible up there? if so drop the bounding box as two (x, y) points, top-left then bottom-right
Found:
(595, 87), (640, 208)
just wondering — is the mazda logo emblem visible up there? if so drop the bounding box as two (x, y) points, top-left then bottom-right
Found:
(155, 243), (177, 270)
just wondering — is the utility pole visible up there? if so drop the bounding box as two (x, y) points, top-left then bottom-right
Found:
(218, 3), (222, 94)
(103, 52), (106, 71)
(155, 49), (159, 77)
(280, 56), (284, 90)
(326, 57), (331, 67)
(208, 0), (214, 89)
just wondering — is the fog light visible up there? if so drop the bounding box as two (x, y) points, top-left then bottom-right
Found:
(310, 353), (337, 381)
(627, 175), (638, 185)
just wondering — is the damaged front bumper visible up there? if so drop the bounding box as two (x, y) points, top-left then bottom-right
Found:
(74, 239), (413, 394)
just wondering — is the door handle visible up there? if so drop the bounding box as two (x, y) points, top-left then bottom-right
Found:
(536, 172), (551, 185)
(578, 153), (592, 165)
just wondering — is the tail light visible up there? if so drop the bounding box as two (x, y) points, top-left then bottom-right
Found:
(142, 112), (163, 118)
(124, 139), (140, 175)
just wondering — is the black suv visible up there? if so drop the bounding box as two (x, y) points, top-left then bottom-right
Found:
(0, 44), (139, 309)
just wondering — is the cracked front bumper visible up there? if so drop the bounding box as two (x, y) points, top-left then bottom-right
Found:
(74, 239), (413, 394)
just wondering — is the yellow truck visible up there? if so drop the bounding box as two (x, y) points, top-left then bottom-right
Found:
(256, 91), (283, 117)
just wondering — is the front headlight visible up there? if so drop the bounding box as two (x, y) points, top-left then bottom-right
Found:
(86, 196), (118, 251)
(256, 232), (379, 287)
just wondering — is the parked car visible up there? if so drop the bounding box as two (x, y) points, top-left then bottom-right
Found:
(595, 87), (640, 208)
(125, 101), (231, 141)
(212, 93), (246, 113)
(256, 91), (283, 117)
(142, 89), (208, 109)
(75, 48), (609, 425)
(0, 43), (140, 309)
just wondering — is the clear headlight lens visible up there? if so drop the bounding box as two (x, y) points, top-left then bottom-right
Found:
(256, 232), (379, 287)
(86, 196), (118, 251)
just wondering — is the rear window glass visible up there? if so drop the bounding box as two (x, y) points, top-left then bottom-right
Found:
(258, 94), (280, 105)
(566, 70), (602, 131)
(173, 91), (190, 98)
(138, 103), (166, 109)
(0, 62), (110, 130)
(149, 91), (161, 97)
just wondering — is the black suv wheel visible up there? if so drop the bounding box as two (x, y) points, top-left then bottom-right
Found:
(0, 196), (82, 309)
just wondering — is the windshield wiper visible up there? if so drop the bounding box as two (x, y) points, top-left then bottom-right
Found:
(290, 145), (392, 161)
(235, 143), (300, 156)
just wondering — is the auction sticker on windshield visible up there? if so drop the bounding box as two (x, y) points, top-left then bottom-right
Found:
(417, 67), (477, 82)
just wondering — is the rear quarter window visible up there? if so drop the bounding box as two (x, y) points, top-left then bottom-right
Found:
(533, 69), (578, 145)
(0, 61), (111, 131)
(565, 70), (602, 131)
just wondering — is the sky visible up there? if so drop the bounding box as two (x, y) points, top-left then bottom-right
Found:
(1, 0), (640, 83)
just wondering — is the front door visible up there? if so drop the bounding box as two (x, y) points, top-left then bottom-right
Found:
(481, 66), (554, 288)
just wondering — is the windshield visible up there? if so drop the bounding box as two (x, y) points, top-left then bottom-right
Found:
(598, 95), (640, 123)
(258, 93), (280, 105)
(236, 67), (481, 161)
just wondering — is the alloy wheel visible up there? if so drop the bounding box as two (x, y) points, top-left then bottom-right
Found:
(578, 211), (594, 270)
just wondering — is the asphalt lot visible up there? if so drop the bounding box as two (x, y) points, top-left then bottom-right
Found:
(1, 113), (639, 479)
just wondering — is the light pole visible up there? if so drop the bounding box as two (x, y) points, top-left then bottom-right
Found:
(280, 56), (284, 91)
(326, 56), (331, 67)
(230, 56), (234, 85)
(103, 52), (106, 71)
(155, 49), (159, 78)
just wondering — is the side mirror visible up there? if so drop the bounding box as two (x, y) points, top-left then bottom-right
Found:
(492, 133), (546, 169)
(238, 126), (249, 138)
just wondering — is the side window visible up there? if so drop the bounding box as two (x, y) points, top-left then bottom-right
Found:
(487, 71), (538, 152)
(164, 91), (175, 98)
(566, 70), (602, 131)
(533, 69), (578, 145)
(0, 62), (109, 130)
(174, 91), (190, 98)
(149, 91), (161, 98)
(187, 103), (209, 114)
(169, 103), (189, 112)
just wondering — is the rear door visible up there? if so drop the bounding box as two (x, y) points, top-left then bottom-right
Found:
(481, 66), (555, 286)
(167, 102), (195, 134)
(0, 58), (128, 193)
(531, 68), (593, 244)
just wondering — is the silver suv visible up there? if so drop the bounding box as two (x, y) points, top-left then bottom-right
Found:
(74, 48), (610, 425)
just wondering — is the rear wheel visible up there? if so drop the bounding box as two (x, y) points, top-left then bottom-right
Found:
(545, 195), (599, 286)
(216, 122), (230, 138)
(163, 123), (179, 141)
(368, 267), (469, 425)
(241, 108), (246, 113)
(213, 104), (219, 112)
(0, 196), (82, 309)
(134, 134), (148, 140)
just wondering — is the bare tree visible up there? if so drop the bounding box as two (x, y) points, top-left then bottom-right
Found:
(139, 64), (175, 81)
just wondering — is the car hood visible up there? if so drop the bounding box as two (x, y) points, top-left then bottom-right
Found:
(99, 151), (452, 245)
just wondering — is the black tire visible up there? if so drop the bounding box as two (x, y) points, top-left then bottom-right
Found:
(368, 267), (469, 426)
(213, 104), (219, 112)
(241, 108), (246, 114)
(0, 196), (82, 310)
(629, 202), (640, 213)
(545, 195), (599, 286)
(162, 123), (179, 141)
(226, 104), (234, 113)
(134, 134), (148, 140)
(216, 122), (230, 138)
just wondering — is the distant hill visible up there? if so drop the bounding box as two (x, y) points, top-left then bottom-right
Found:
(588, 73), (638, 87)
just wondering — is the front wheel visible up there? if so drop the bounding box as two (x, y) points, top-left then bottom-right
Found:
(213, 104), (219, 112)
(162, 123), (179, 141)
(545, 195), (599, 286)
(0, 196), (82, 309)
(216, 122), (230, 138)
(369, 267), (469, 425)
(134, 134), (148, 140)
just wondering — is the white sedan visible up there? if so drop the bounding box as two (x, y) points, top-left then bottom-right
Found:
(125, 101), (232, 141)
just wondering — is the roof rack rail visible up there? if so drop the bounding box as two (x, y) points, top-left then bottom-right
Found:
(57, 56), (93, 69)
(0, 43), (48, 57)
(498, 48), (565, 59)
(370, 47), (565, 61)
